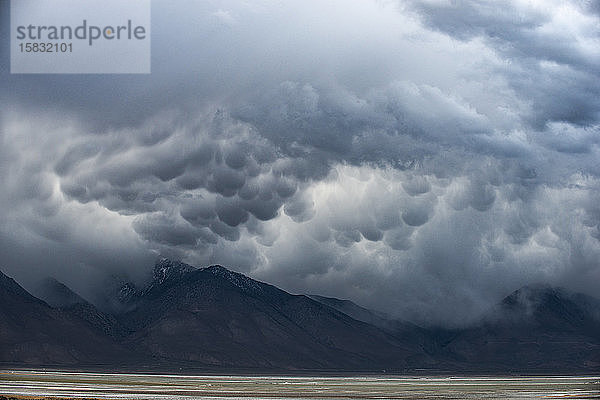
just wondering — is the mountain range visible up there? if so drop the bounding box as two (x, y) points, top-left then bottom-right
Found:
(1, 259), (598, 373)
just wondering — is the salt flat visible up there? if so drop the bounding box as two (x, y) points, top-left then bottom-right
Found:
(0, 370), (598, 399)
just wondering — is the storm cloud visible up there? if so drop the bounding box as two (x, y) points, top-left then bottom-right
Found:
(1, 0), (599, 326)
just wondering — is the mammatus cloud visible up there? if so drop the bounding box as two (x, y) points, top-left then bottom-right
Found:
(0, 0), (599, 326)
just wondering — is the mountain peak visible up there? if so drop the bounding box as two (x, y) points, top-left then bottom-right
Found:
(204, 265), (265, 294)
(204, 263), (231, 273)
(501, 284), (567, 313)
(496, 284), (599, 330)
(153, 258), (195, 285)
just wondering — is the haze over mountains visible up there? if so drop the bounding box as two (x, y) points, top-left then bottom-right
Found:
(1, 259), (599, 373)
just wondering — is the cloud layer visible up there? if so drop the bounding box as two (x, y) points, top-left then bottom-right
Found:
(1, 0), (599, 326)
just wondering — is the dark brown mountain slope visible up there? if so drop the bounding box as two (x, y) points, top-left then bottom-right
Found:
(117, 260), (432, 370)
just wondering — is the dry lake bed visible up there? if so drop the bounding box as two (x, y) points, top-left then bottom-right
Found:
(0, 370), (598, 399)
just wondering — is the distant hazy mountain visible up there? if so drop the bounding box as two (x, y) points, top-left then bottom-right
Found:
(32, 277), (88, 308)
(309, 294), (426, 348)
(1, 260), (598, 373)
(0, 270), (136, 365)
(309, 294), (393, 328)
(433, 285), (600, 372)
(30, 276), (127, 338)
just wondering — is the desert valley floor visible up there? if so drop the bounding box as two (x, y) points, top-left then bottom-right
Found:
(0, 370), (599, 399)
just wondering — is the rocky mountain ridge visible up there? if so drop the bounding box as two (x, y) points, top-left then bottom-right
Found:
(1, 259), (599, 373)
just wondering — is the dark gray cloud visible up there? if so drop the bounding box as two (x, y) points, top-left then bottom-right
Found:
(407, 0), (600, 128)
(1, 0), (599, 326)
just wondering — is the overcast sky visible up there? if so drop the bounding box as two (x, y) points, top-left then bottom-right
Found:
(1, 0), (599, 327)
